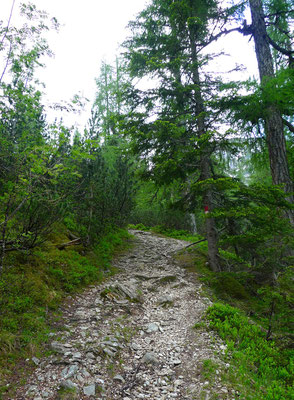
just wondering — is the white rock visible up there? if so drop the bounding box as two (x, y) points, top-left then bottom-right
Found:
(142, 352), (159, 364)
(145, 322), (160, 333)
(32, 357), (40, 365)
(83, 384), (96, 396)
(113, 374), (125, 383)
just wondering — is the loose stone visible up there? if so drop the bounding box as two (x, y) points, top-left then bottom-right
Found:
(142, 352), (159, 364)
(83, 384), (96, 396)
(113, 374), (125, 383)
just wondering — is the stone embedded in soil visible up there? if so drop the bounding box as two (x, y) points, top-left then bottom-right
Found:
(158, 295), (173, 306)
(83, 384), (96, 396)
(59, 379), (78, 390)
(141, 352), (159, 364)
(32, 357), (40, 365)
(50, 342), (65, 354)
(113, 374), (125, 383)
(61, 364), (79, 379)
(145, 322), (160, 333)
(134, 274), (161, 280)
(72, 351), (82, 359)
(170, 358), (182, 366)
(102, 347), (116, 357)
(155, 274), (178, 285)
(113, 282), (140, 301)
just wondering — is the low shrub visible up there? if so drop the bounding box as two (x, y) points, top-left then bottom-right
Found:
(206, 303), (294, 400)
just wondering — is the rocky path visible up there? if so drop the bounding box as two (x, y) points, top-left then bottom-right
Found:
(14, 230), (235, 400)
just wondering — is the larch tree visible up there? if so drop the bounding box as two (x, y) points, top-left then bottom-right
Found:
(244, 0), (294, 223)
(123, 0), (230, 271)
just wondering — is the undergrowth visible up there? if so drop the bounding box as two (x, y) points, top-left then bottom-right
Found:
(206, 303), (294, 400)
(186, 249), (294, 399)
(128, 223), (202, 242)
(0, 225), (132, 397)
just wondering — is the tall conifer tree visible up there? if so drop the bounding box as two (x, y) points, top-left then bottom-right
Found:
(124, 0), (225, 271)
(248, 0), (293, 218)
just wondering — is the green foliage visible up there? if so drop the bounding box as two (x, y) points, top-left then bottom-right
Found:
(191, 178), (294, 277)
(217, 69), (294, 128)
(90, 58), (131, 140)
(72, 145), (135, 243)
(129, 180), (196, 232)
(93, 228), (132, 270)
(39, 249), (102, 292)
(151, 225), (202, 241)
(128, 223), (150, 231)
(0, 6), (85, 273)
(0, 226), (131, 392)
(123, 0), (229, 206)
(56, 386), (78, 400)
(201, 359), (219, 383)
(206, 303), (294, 399)
(74, 61), (136, 245)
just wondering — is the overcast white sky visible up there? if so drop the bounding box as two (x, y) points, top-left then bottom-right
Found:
(2, 0), (258, 130)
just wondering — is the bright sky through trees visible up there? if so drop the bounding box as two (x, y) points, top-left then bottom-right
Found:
(2, 0), (258, 129)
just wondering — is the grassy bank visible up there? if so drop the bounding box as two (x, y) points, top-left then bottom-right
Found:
(0, 226), (132, 396)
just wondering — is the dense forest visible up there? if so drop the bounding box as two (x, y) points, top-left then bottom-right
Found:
(0, 0), (293, 399)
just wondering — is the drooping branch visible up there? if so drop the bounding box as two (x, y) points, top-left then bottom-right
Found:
(202, 24), (252, 49)
(267, 34), (294, 57)
(282, 118), (294, 134)
(264, 9), (294, 21)
(0, 41), (12, 83)
(184, 238), (207, 249)
(0, 196), (29, 227)
(0, 0), (16, 48)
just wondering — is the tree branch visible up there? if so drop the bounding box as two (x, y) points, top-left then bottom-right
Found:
(0, 41), (12, 84)
(0, 0), (16, 48)
(0, 196), (29, 227)
(184, 238), (207, 249)
(202, 25), (251, 49)
(282, 118), (294, 133)
(267, 34), (294, 56)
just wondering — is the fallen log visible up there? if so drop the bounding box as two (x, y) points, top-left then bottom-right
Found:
(57, 238), (81, 250)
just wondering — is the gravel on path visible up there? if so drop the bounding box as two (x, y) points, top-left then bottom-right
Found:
(12, 230), (236, 400)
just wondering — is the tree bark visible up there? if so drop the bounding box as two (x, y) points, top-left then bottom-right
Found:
(249, 0), (294, 225)
(189, 28), (221, 272)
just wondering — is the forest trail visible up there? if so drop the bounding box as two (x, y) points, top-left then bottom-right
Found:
(13, 231), (234, 400)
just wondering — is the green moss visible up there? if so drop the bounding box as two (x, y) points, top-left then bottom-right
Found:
(213, 273), (250, 300)
(56, 386), (79, 400)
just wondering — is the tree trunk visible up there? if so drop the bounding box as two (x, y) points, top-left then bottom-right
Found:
(201, 156), (221, 271)
(189, 28), (221, 272)
(249, 0), (294, 225)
